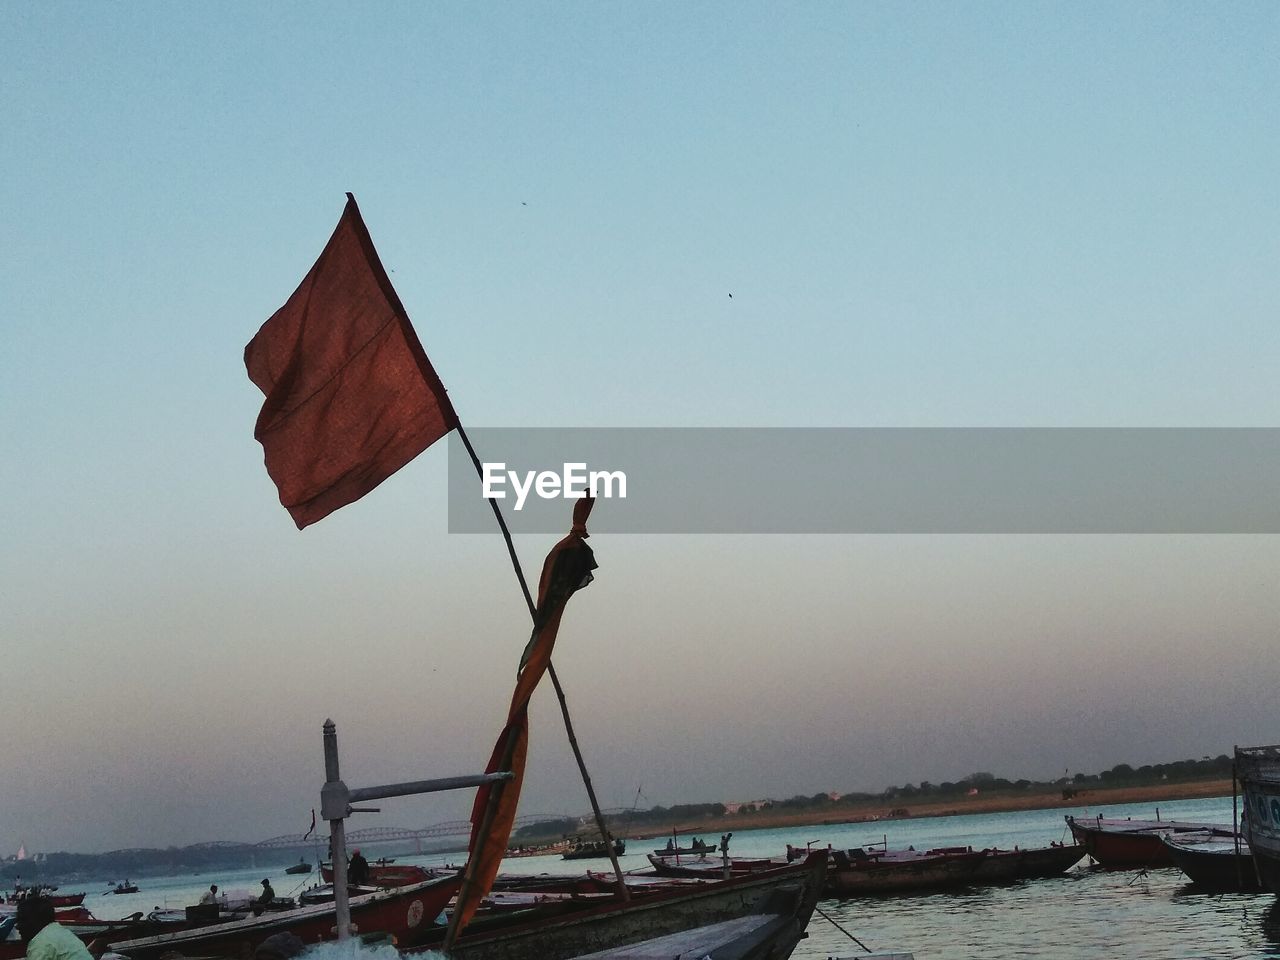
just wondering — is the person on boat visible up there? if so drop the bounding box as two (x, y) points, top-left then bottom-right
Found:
(14, 896), (92, 960)
(665, 839), (674, 851)
(347, 848), (370, 887)
(256, 879), (275, 909)
(197, 884), (219, 905)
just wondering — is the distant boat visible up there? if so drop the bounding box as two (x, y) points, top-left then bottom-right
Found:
(1065, 814), (1234, 868)
(560, 837), (625, 860)
(652, 843), (717, 858)
(284, 860), (312, 875)
(109, 881), (140, 894)
(1236, 744), (1280, 892)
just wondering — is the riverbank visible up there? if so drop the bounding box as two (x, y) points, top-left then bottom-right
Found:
(628, 778), (1236, 839)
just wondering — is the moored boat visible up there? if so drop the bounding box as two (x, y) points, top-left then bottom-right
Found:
(1065, 814), (1234, 869)
(110, 872), (461, 960)
(1236, 744), (1280, 892)
(645, 853), (782, 879)
(318, 861), (432, 887)
(788, 844), (988, 897)
(969, 843), (1085, 883)
(408, 852), (828, 960)
(284, 860), (312, 875)
(1161, 831), (1259, 891)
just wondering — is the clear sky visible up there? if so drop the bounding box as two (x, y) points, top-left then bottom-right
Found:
(2, 2), (1278, 854)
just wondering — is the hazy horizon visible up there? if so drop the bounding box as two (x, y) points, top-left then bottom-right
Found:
(3, 2), (1278, 855)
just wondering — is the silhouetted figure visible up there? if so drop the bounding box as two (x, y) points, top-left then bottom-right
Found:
(348, 849), (370, 887)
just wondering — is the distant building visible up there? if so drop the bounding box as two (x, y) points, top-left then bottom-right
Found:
(723, 800), (772, 815)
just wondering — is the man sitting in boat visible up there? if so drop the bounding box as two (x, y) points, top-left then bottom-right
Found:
(14, 896), (92, 960)
(252, 879), (275, 915)
(198, 884), (219, 906)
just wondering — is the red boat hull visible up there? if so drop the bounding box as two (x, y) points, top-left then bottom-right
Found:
(1066, 816), (1235, 869)
(319, 862), (432, 887)
(111, 873), (461, 960)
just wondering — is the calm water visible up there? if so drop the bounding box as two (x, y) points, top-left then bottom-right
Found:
(71, 796), (1279, 959)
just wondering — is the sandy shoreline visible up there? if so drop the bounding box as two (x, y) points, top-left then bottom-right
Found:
(628, 778), (1236, 839)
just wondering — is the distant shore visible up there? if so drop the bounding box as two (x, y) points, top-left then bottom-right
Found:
(628, 778), (1236, 840)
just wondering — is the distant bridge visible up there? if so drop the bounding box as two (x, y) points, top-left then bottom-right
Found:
(182, 810), (630, 852)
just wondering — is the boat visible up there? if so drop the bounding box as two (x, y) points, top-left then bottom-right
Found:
(1161, 831), (1259, 891)
(645, 853), (783, 878)
(1064, 814), (1235, 868)
(110, 872), (461, 960)
(652, 842), (717, 858)
(968, 843), (1085, 883)
(787, 843), (988, 896)
(108, 882), (139, 895)
(1236, 744), (1280, 892)
(0, 910), (158, 960)
(561, 837), (626, 861)
(408, 852), (828, 960)
(3, 886), (86, 909)
(284, 860), (312, 875)
(319, 861), (432, 887)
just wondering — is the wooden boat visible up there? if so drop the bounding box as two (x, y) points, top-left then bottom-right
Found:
(968, 843), (1085, 883)
(829, 847), (987, 896)
(651, 844), (717, 858)
(4, 887), (86, 909)
(645, 854), (783, 879)
(1161, 831), (1259, 891)
(406, 852), (828, 960)
(110, 872), (461, 960)
(1064, 814), (1234, 868)
(108, 882), (140, 894)
(1236, 744), (1280, 892)
(319, 861), (432, 886)
(284, 859), (312, 875)
(561, 838), (626, 860)
(0, 910), (163, 960)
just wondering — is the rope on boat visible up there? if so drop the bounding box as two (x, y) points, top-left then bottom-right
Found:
(813, 904), (872, 953)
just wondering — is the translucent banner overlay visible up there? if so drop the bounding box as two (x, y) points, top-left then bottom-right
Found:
(447, 428), (1280, 534)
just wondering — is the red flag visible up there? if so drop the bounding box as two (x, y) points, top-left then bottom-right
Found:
(245, 194), (457, 528)
(447, 497), (597, 943)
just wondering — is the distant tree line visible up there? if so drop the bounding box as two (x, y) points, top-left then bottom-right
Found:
(1, 844), (314, 884)
(509, 755), (1234, 845)
(14, 755), (1236, 876)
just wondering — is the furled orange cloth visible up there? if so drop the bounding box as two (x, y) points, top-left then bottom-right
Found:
(449, 498), (597, 940)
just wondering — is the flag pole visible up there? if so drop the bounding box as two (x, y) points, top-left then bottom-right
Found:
(452, 421), (630, 898)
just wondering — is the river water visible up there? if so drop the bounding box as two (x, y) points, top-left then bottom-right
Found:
(73, 795), (1278, 959)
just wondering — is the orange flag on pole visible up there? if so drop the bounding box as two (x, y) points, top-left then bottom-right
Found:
(447, 497), (598, 943)
(245, 193), (457, 528)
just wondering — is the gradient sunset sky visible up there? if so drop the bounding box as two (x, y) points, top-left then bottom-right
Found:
(2, 2), (1278, 853)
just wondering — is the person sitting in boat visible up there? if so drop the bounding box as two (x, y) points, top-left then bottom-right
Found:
(347, 848), (370, 887)
(15, 896), (92, 960)
(665, 839), (674, 851)
(254, 879), (275, 914)
(198, 884), (219, 905)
